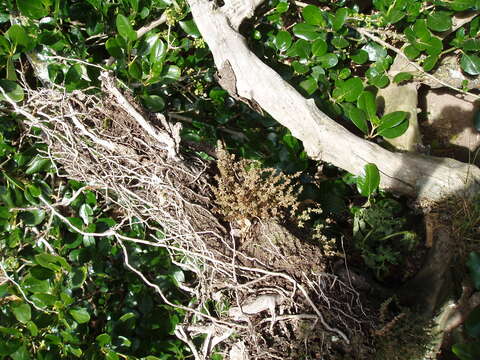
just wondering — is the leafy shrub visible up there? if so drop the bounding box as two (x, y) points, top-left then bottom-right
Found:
(352, 198), (418, 279)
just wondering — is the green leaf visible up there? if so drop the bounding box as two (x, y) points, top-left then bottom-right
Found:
(116, 14), (137, 42)
(311, 38), (327, 57)
(16, 0), (49, 19)
(356, 163), (380, 197)
(332, 8), (348, 31)
(413, 19), (431, 40)
(35, 253), (71, 272)
(25, 155), (50, 174)
(467, 252), (480, 290)
(79, 203), (93, 225)
(22, 276), (50, 294)
(179, 20), (201, 38)
(377, 111), (409, 138)
(5, 25), (31, 50)
(348, 107), (369, 134)
(70, 308), (90, 324)
(393, 72), (413, 84)
(11, 303), (31, 323)
(292, 61), (309, 74)
(26, 321), (38, 336)
(318, 53), (338, 68)
(0, 80), (24, 102)
(299, 76), (318, 95)
(20, 209), (46, 226)
(362, 42), (387, 62)
(106, 38), (124, 59)
(163, 65), (181, 81)
(452, 343), (480, 360)
(423, 36), (443, 55)
(119, 312), (136, 321)
(404, 45), (420, 60)
(351, 50), (369, 64)
(10, 345), (30, 360)
(331, 35), (349, 49)
(274, 31), (292, 52)
(343, 77), (364, 102)
(463, 39), (480, 51)
(423, 54), (439, 71)
(461, 53), (480, 75)
(427, 12), (452, 32)
(142, 95), (165, 111)
(96, 333), (112, 347)
(357, 91), (377, 122)
(292, 23), (321, 41)
(65, 64), (84, 92)
(465, 306), (480, 338)
(302, 5), (325, 26)
(287, 39), (311, 59)
(450, 0), (476, 11)
(128, 60), (142, 80)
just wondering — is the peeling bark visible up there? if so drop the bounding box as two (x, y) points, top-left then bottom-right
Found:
(187, 0), (480, 201)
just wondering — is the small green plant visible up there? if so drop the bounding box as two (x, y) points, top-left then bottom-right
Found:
(351, 198), (418, 280)
(452, 251), (480, 360)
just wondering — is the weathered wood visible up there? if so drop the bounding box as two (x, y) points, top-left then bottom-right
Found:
(187, 0), (480, 201)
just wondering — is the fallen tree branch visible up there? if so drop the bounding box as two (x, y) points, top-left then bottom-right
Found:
(187, 0), (480, 201)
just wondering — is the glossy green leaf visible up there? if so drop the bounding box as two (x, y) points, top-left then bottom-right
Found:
(348, 107), (369, 134)
(331, 36), (349, 49)
(377, 111), (409, 138)
(302, 5), (325, 26)
(357, 91), (377, 122)
(163, 65), (181, 81)
(96, 333), (112, 347)
(351, 50), (368, 64)
(22, 276), (50, 293)
(450, 0), (476, 11)
(292, 61), (309, 74)
(318, 53), (338, 68)
(70, 308), (91, 324)
(423, 36), (443, 55)
(16, 0), (49, 19)
(26, 321), (38, 336)
(21, 209), (46, 226)
(427, 12), (452, 32)
(10, 345), (29, 360)
(413, 19), (431, 40)
(128, 60), (142, 80)
(463, 39), (480, 51)
(25, 155), (50, 174)
(467, 252), (480, 290)
(179, 20), (201, 38)
(461, 53), (480, 75)
(5, 25), (31, 49)
(79, 203), (93, 225)
(332, 8), (348, 31)
(292, 23), (321, 41)
(65, 64), (84, 91)
(423, 54), (439, 71)
(299, 76), (318, 95)
(393, 72), (413, 84)
(274, 31), (292, 52)
(362, 42), (387, 62)
(404, 45), (421, 60)
(11, 303), (31, 323)
(35, 253), (71, 272)
(356, 163), (380, 197)
(311, 38), (327, 57)
(116, 14), (137, 42)
(0, 80), (24, 102)
(105, 38), (124, 59)
(142, 95), (165, 111)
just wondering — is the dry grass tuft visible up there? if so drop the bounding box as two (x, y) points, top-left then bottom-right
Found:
(213, 145), (300, 222)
